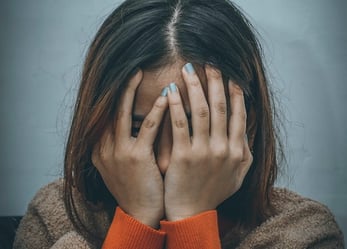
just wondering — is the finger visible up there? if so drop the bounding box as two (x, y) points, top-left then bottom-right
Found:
(244, 135), (253, 163)
(182, 63), (209, 143)
(205, 65), (227, 140)
(167, 82), (190, 147)
(91, 128), (113, 170)
(91, 143), (109, 185)
(115, 70), (143, 142)
(136, 90), (169, 147)
(228, 81), (247, 146)
(241, 135), (253, 175)
(91, 142), (101, 168)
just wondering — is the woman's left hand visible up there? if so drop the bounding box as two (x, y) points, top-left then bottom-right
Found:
(164, 65), (253, 221)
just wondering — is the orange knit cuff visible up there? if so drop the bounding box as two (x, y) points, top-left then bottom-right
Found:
(160, 210), (221, 249)
(102, 207), (166, 249)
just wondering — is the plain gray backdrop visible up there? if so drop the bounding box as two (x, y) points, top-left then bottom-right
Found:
(1, 0), (346, 242)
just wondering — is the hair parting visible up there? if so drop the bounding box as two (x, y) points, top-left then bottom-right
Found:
(63, 0), (284, 247)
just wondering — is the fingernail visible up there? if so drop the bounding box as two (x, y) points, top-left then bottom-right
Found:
(169, 82), (177, 92)
(184, 63), (195, 74)
(161, 87), (169, 97)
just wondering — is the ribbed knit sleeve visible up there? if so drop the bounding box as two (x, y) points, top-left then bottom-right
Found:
(102, 207), (166, 249)
(160, 210), (221, 249)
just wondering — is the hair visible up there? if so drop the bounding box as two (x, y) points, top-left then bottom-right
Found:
(64, 0), (284, 248)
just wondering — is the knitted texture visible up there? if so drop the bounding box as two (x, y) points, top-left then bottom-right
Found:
(13, 179), (344, 249)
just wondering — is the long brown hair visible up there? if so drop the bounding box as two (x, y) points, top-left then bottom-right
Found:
(64, 0), (284, 247)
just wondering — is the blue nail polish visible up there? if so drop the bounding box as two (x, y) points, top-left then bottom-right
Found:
(169, 82), (177, 92)
(184, 63), (195, 74)
(161, 87), (169, 97)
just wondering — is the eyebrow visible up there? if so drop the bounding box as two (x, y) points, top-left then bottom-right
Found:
(132, 112), (192, 122)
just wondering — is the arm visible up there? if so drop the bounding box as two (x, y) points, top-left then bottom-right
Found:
(162, 64), (252, 249)
(103, 208), (220, 249)
(51, 232), (92, 249)
(13, 186), (165, 249)
(237, 189), (345, 248)
(102, 207), (165, 249)
(92, 70), (168, 248)
(13, 201), (92, 249)
(161, 210), (220, 249)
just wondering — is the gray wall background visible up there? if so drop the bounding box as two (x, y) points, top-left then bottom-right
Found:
(1, 0), (346, 242)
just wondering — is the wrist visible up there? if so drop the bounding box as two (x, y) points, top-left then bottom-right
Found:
(132, 214), (161, 229)
(128, 208), (164, 229)
(166, 214), (191, 222)
(165, 207), (212, 221)
(119, 203), (164, 229)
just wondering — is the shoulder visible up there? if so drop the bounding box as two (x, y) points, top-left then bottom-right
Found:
(30, 179), (68, 223)
(29, 179), (65, 209)
(15, 179), (110, 249)
(271, 187), (336, 218)
(13, 179), (73, 248)
(20, 179), (110, 240)
(239, 188), (345, 248)
(17, 179), (74, 242)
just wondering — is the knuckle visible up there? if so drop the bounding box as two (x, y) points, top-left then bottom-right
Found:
(143, 117), (156, 129)
(230, 147), (244, 162)
(117, 149), (139, 165)
(170, 98), (182, 106)
(113, 146), (127, 162)
(212, 144), (229, 160)
(129, 149), (143, 162)
(197, 106), (209, 118)
(233, 109), (247, 121)
(174, 119), (187, 129)
(215, 102), (227, 115)
(189, 77), (200, 87)
(175, 151), (190, 164)
(153, 99), (166, 110)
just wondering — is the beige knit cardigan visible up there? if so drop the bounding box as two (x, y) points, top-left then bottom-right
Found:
(13, 179), (344, 249)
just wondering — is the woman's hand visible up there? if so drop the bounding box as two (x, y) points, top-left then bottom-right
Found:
(92, 70), (168, 228)
(164, 64), (253, 221)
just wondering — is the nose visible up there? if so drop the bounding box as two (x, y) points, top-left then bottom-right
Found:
(155, 113), (172, 175)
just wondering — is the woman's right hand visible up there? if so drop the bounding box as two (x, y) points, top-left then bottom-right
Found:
(91, 70), (168, 229)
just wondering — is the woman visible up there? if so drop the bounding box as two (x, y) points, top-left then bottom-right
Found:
(13, 0), (344, 248)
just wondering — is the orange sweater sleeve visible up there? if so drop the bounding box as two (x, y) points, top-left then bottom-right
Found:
(102, 207), (166, 249)
(160, 210), (221, 249)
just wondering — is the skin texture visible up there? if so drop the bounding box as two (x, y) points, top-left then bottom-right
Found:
(134, 61), (208, 174)
(92, 62), (253, 229)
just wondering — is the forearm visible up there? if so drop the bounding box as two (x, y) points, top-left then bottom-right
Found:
(161, 210), (221, 249)
(102, 207), (165, 249)
(102, 207), (221, 249)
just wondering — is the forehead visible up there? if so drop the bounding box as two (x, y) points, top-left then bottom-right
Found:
(133, 62), (207, 117)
